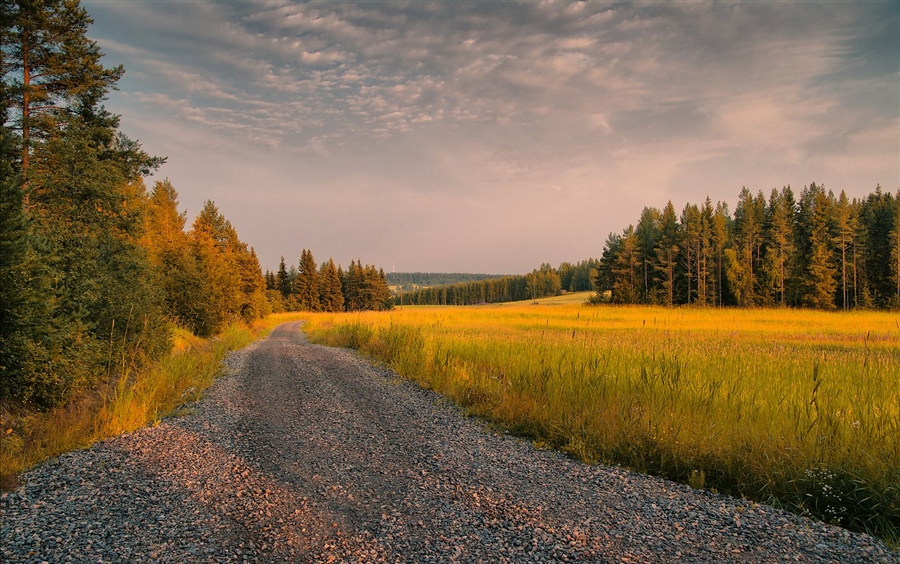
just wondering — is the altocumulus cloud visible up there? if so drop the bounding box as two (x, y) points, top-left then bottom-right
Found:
(87, 1), (899, 274)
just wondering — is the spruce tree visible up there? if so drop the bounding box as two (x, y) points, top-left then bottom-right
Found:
(760, 187), (796, 307)
(319, 258), (345, 312)
(343, 260), (361, 311)
(727, 188), (764, 306)
(294, 248), (320, 311)
(189, 201), (243, 335)
(558, 262), (576, 292)
(230, 242), (267, 321)
(373, 267), (393, 309)
(275, 256), (291, 298)
(797, 184), (837, 309)
(143, 179), (204, 329)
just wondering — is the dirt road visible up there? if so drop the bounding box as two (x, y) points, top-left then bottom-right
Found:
(1, 322), (895, 562)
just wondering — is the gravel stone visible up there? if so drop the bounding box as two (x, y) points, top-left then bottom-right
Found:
(2, 322), (897, 563)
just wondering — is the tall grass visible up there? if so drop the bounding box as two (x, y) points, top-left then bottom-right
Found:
(0, 313), (304, 490)
(304, 305), (900, 545)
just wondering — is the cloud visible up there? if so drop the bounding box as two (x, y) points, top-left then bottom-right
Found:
(95, 1), (888, 155)
(86, 0), (899, 272)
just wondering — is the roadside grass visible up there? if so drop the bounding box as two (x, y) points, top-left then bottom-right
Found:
(303, 304), (900, 546)
(0, 313), (305, 490)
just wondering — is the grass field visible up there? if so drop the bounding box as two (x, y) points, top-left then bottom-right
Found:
(303, 302), (900, 544)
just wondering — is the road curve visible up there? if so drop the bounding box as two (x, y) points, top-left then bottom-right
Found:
(1, 321), (896, 563)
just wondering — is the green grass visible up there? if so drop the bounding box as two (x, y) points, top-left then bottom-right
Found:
(303, 304), (900, 546)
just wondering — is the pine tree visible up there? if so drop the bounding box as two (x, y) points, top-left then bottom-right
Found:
(2, 0), (127, 178)
(680, 203), (704, 305)
(834, 190), (856, 310)
(711, 201), (730, 306)
(697, 198), (716, 306)
(654, 202), (679, 306)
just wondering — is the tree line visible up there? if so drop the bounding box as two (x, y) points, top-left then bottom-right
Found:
(385, 272), (505, 290)
(143, 182), (270, 336)
(596, 185), (900, 309)
(398, 259), (600, 306)
(263, 251), (392, 313)
(396, 260), (599, 306)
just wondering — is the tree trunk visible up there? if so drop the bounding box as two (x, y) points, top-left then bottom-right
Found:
(852, 243), (857, 308)
(22, 29), (31, 183)
(841, 233), (847, 310)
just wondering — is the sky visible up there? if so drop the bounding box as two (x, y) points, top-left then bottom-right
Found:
(84, 1), (900, 274)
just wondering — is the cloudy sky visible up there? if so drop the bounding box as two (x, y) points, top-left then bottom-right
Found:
(85, 1), (899, 274)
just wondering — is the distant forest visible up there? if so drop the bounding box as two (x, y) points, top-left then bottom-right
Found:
(386, 272), (505, 289)
(597, 185), (899, 309)
(397, 260), (599, 306)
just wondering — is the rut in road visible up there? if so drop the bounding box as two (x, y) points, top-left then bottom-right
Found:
(1, 321), (896, 563)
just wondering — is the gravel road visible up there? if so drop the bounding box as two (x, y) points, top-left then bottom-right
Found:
(2, 321), (896, 563)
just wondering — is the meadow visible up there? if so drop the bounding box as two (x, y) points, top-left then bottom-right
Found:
(303, 296), (900, 543)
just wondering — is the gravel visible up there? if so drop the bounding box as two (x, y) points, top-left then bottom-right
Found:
(2, 321), (897, 563)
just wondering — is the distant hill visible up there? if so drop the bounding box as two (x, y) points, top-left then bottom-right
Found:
(386, 272), (506, 288)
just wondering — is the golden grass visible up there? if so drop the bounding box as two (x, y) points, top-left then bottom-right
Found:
(303, 304), (900, 544)
(0, 312), (306, 490)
